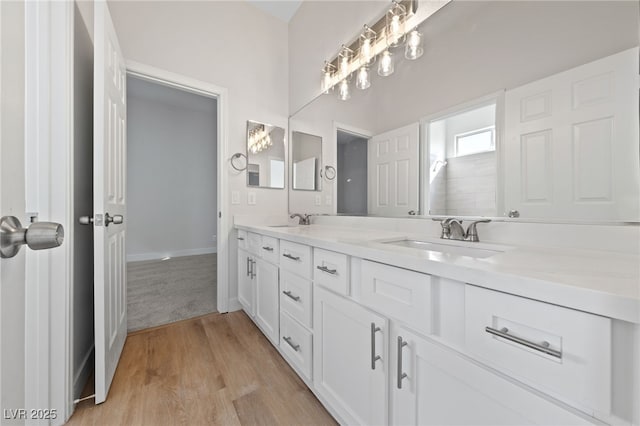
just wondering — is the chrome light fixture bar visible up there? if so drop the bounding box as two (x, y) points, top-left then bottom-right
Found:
(320, 0), (422, 100)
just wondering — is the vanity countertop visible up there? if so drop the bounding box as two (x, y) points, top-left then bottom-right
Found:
(235, 223), (640, 324)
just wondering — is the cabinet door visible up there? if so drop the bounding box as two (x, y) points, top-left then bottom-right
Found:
(237, 249), (255, 317)
(390, 326), (597, 426)
(255, 258), (279, 345)
(313, 286), (388, 425)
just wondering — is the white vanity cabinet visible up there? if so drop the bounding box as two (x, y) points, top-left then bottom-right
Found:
(390, 325), (597, 426)
(313, 285), (388, 425)
(255, 258), (279, 345)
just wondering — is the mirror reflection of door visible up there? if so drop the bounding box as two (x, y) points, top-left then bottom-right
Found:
(292, 131), (322, 191)
(427, 101), (498, 217)
(337, 130), (368, 216)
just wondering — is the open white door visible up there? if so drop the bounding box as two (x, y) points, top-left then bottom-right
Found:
(93, 0), (127, 404)
(368, 123), (420, 216)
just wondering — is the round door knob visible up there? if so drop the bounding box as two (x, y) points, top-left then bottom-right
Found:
(1, 216), (64, 258)
(105, 213), (124, 226)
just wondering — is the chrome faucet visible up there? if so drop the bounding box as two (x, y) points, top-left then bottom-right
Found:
(290, 213), (311, 225)
(435, 218), (491, 242)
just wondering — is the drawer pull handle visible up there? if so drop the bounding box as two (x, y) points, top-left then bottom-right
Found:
(238, 237), (245, 241)
(262, 246), (274, 252)
(282, 290), (300, 302)
(371, 323), (382, 370)
(397, 336), (408, 389)
(283, 253), (300, 261)
(283, 336), (300, 352)
(485, 326), (561, 359)
(317, 265), (337, 275)
(246, 257), (251, 277)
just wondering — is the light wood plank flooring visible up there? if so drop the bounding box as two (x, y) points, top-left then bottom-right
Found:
(68, 311), (335, 425)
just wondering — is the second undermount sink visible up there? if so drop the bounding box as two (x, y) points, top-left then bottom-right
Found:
(382, 239), (507, 259)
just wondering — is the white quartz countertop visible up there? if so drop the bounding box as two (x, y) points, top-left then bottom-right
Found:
(235, 224), (640, 324)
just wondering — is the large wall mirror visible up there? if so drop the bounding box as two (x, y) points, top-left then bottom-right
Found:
(246, 120), (286, 189)
(288, 1), (639, 222)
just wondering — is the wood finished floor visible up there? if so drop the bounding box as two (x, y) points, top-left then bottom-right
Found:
(68, 311), (336, 426)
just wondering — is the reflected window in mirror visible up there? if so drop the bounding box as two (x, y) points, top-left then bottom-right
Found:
(427, 100), (498, 218)
(292, 131), (322, 191)
(246, 120), (286, 189)
(337, 130), (368, 216)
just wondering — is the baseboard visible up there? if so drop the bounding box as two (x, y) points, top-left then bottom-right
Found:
(226, 297), (242, 313)
(73, 345), (94, 399)
(126, 247), (217, 263)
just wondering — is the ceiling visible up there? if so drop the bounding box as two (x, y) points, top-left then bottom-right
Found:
(246, 0), (303, 22)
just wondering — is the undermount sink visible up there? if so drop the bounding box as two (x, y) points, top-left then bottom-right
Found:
(382, 239), (506, 259)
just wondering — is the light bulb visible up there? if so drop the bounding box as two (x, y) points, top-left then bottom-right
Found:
(377, 50), (394, 77)
(321, 70), (332, 93)
(390, 15), (401, 41)
(338, 79), (351, 101)
(356, 66), (370, 90)
(339, 56), (349, 79)
(362, 39), (372, 62)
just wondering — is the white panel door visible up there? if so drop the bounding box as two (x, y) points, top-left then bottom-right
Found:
(390, 326), (598, 426)
(94, 0), (127, 404)
(293, 157), (316, 190)
(368, 122), (419, 216)
(313, 285), (388, 425)
(504, 48), (639, 220)
(237, 249), (255, 317)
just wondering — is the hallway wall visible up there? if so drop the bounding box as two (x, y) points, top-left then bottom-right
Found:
(127, 76), (217, 262)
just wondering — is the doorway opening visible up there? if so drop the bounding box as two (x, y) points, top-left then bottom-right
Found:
(336, 129), (369, 216)
(125, 75), (218, 332)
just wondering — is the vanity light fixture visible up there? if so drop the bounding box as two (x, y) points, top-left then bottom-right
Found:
(378, 49), (394, 77)
(405, 27), (423, 60)
(319, 0), (420, 100)
(248, 125), (272, 154)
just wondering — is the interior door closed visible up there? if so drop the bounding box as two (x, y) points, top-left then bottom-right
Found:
(368, 122), (419, 216)
(93, 0), (127, 404)
(255, 258), (279, 344)
(504, 48), (639, 221)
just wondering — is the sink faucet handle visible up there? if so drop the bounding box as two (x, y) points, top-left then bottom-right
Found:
(465, 219), (492, 242)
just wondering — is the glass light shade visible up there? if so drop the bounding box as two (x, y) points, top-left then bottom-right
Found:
(359, 25), (377, 65)
(356, 66), (371, 90)
(377, 49), (394, 77)
(385, 1), (406, 47)
(338, 79), (351, 101)
(405, 29), (423, 60)
(321, 61), (336, 94)
(338, 45), (354, 80)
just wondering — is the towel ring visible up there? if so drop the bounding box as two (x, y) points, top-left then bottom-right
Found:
(321, 165), (336, 181)
(230, 153), (247, 172)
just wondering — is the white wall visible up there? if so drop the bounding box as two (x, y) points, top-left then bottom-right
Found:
(127, 76), (217, 262)
(72, 1), (94, 399)
(107, 0), (289, 305)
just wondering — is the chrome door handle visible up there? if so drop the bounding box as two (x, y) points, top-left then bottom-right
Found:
(282, 290), (300, 302)
(397, 336), (408, 389)
(282, 253), (300, 261)
(1, 216), (64, 258)
(262, 246), (274, 252)
(104, 213), (123, 226)
(283, 336), (300, 352)
(317, 265), (337, 275)
(237, 237), (245, 241)
(485, 326), (562, 359)
(370, 322), (381, 370)
(246, 257), (251, 277)
(78, 215), (94, 225)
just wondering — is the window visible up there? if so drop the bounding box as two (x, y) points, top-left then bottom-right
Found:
(455, 126), (495, 156)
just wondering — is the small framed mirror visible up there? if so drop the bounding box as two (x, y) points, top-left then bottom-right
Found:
(246, 120), (286, 189)
(292, 131), (322, 191)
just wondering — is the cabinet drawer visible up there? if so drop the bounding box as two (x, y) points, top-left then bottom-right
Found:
(280, 312), (313, 381)
(360, 260), (432, 335)
(465, 285), (611, 416)
(237, 229), (247, 250)
(279, 240), (312, 279)
(259, 236), (279, 264)
(247, 232), (262, 255)
(280, 270), (312, 329)
(313, 248), (349, 296)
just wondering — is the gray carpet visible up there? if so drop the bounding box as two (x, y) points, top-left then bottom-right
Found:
(127, 253), (217, 332)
